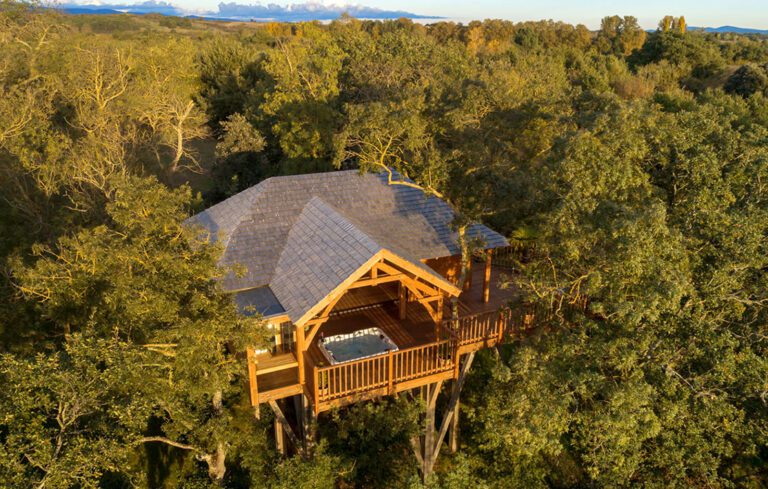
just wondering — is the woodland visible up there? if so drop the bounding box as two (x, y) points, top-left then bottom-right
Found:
(1, 2), (768, 487)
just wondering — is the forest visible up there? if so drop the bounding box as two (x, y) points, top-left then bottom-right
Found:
(1, 1), (768, 487)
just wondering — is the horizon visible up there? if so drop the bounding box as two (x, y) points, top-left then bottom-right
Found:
(58, 0), (768, 30)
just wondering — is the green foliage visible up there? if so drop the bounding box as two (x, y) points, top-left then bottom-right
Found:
(595, 15), (647, 56)
(0, 336), (138, 487)
(724, 64), (768, 97)
(3, 4), (768, 487)
(269, 445), (344, 489)
(320, 398), (422, 487)
(631, 30), (726, 79)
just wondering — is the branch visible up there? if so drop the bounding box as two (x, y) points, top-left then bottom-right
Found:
(138, 436), (199, 452)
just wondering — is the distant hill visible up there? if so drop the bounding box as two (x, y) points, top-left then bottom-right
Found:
(55, 1), (436, 22)
(690, 25), (768, 35)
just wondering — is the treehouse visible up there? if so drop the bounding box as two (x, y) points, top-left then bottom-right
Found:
(187, 170), (529, 475)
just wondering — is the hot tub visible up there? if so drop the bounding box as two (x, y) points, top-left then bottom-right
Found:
(318, 327), (398, 365)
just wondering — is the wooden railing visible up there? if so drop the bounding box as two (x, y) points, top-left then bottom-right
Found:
(313, 340), (454, 405)
(444, 308), (512, 347)
(485, 242), (537, 270)
(310, 301), (589, 408)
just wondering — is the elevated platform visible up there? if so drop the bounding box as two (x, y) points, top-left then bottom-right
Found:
(250, 264), (520, 409)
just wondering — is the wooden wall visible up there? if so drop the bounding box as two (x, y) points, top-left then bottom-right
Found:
(424, 255), (462, 285)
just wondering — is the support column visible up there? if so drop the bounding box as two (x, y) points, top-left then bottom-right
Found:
(463, 259), (472, 292)
(482, 249), (493, 304)
(300, 394), (314, 455)
(421, 381), (442, 481)
(246, 346), (259, 416)
(398, 282), (407, 320)
(296, 324), (305, 384)
(269, 400), (304, 458)
(426, 352), (475, 475)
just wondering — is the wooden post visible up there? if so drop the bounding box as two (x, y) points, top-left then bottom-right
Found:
(427, 352), (476, 474)
(293, 394), (303, 437)
(313, 368), (320, 416)
(269, 400), (304, 458)
(387, 349), (394, 394)
(434, 295), (444, 341)
(482, 249), (493, 304)
(296, 324), (305, 385)
(423, 381), (440, 481)
(463, 259), (472, 291)
(246, 346), (259, 409)
(301, 394), (314, 455)
(273, 401), (286, 456)
(398, 282), (407, 320)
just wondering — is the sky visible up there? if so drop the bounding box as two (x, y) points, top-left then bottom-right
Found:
(68, 0), (768, 29)
(389, 0), (768, 29)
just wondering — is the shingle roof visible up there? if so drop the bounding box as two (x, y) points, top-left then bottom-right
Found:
(270, 197), (383, 322)
(186, 170), (508, 321)
(263, 197), (461, 323)
(234, 286), (286, 317)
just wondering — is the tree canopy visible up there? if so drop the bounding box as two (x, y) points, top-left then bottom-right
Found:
(2, 3), (768, 487)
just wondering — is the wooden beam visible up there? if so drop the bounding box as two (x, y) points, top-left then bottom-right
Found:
(294, 253), (383, 327)
(427, 353), (476, 473)
(416, 295), (443, 304)
(377, 260), (451, 301)
(410, 436), (424, 467)
(268, 400), (304, 457)
(483, 250), (493, 304)
(380, 250), (461, 296)
(348, 273), (403, 289)
(304, 283), (356, 346)
(293, 249), (460, 328)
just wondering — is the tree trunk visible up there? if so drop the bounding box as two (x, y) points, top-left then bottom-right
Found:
(201, 443), (227, 482)
(451, 224), (471, 322)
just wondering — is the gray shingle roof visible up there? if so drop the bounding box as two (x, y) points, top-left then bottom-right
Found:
(234, 286), (286, 317)
(187, 170), (508, 321)
(269, 197), (382, 322)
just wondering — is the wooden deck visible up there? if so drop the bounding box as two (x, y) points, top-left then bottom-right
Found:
(252, 263), (521, 411)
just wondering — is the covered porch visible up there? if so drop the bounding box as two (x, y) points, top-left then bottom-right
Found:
(249, 252), (519, 411)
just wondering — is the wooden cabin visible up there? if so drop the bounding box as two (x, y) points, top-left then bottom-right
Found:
(187, 170), (525, 473)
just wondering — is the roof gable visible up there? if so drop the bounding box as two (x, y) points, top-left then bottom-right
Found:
(268, 197), (460, 324)
(269, 197), (383, 322)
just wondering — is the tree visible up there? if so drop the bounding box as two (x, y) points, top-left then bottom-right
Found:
(724, 64), (768, 97)
(260, 23), (345, 161)
(596, 16), (647, 56)
(0, 336), (141, 488)
(470, 95), (768, 486)
(10, 175), (271, 484)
